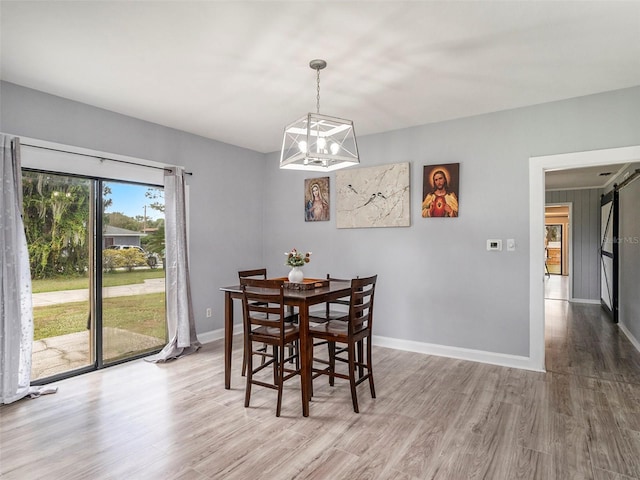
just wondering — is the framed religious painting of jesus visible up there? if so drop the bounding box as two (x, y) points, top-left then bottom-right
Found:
(422, 163), (459, 218)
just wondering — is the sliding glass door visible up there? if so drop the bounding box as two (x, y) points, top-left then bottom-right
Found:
(24, 171), (94, 379)
(101, 181), (166, 364)
(24, 170), (166, 381)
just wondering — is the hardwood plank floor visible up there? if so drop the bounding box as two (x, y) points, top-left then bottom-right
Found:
(2, 300), (640, 479)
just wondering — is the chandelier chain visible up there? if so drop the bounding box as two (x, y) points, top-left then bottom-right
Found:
(316, 67), (321, 114)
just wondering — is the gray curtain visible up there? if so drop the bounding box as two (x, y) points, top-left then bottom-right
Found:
(0, 135), (34, 403)
(146, 167), (200, 362)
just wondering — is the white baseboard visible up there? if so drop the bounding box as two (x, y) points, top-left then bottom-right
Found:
(197, 324), (242, 344)
(372, 335), (544, 372)
(618, 322), (640, 354)
(197, 328), (544, 372)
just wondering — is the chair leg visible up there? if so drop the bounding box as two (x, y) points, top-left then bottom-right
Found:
(367, 337), (375, 398)
(357, 340), (364, 379)
(287, 306), (295, 364)
(328, 341), (336, 387)
(273, 345), (279, 384)
(242, 329), (249, 377)
(276, 344), (285, 417)
(244, 340), (253, 408)
(261, 343), (268, 366)
(242, 346), (247, 377)
(347, 342), (359, 413)
(242, 342), (267, 377)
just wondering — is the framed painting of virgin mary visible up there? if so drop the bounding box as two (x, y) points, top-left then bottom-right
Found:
(304, 177), (330, 221)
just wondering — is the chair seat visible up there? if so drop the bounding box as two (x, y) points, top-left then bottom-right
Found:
(308, 309), (348, 323)
(308, 275), (351, 324)
(309, 320), (367, 339)
(250, 311), (298, 323)
(252, 323), (299, 339)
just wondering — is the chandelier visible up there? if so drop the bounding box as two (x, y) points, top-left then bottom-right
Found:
(280, 59), (359, 171)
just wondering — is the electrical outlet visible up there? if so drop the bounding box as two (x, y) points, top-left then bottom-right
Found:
(206, 308), (212, 318)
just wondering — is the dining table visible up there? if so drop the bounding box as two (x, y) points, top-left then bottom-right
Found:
(219, 278), (352, 417)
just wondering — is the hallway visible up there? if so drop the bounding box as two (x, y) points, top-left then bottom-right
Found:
(545, 290), (640, 384)
(544, 268), (640, 383)
(544, 274), (569, 301)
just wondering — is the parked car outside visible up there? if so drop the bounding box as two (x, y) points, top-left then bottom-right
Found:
(106, 245), (161, 267)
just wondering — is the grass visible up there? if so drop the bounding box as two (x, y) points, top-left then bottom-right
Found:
(32, 269), (165, 293)
(33, 293), (166, 341)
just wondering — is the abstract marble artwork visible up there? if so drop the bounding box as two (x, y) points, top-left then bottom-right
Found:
(336, 162), (410, 228)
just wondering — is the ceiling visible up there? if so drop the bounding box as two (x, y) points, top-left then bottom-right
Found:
(1, 1), (640, 170)
(545, 163), (635, 191)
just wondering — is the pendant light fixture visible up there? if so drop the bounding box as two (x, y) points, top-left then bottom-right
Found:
(280, 59), (359, 171)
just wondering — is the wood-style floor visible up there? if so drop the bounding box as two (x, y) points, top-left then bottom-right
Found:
(2, 300), (640, 479)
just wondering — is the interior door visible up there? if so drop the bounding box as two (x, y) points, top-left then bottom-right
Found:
(600, 190), (618, 322)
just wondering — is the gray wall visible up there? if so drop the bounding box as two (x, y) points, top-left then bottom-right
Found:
(1, 81), (266, 335)
(618, 169), (640, 343)
(2, 80), (640, 361)
(262, 86), (640, 358)
(545, 189), (602, 301)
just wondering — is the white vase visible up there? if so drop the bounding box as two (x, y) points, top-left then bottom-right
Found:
(288, 266), (304, 283)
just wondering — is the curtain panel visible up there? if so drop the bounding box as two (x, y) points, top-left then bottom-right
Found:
(146, 167), (200, 362)
(0, 135), (34, 403)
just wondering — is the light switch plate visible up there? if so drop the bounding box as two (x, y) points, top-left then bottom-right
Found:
(487, 239), (502, 251)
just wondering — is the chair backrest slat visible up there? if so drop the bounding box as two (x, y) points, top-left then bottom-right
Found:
(325, 273), (351, 315)
(240, 277), (288, 339)
(238, 268), (267, 281)
(241, 277), (285, 289)
(348, 275), (376, 333)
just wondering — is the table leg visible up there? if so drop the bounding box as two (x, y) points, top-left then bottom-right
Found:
(224, 291), (234, 390)
(298, 303), (310, 417)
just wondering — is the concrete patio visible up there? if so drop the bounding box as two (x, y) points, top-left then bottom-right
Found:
(31, 278), (166, 379)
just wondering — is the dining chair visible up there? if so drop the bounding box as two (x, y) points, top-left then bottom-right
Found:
(238, 268), (268, 281)
(240, 277), (299, 372)
(240, 279), (301, 417)
(238, 269), (268, 376)
(309, 274), (377, 413)
(308, 274), (351, 324)
(308, 274), (366, 381)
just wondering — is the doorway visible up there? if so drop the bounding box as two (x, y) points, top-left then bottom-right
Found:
(544, 205), (570, 276)
(544, 204), (571, 301)
(529, 145), (640, 371)
(25, 170), (167, 382)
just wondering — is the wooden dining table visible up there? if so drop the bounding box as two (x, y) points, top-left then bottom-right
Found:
(219, 279), (352, 417)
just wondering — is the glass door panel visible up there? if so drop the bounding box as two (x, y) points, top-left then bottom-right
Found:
(102, 181), (166, 363)
(23, 171), (93, 380)
(24, 170), (167, 381)
(545, 224), (563, 275)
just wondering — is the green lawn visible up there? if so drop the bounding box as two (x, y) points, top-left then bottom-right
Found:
(33, 293), (166, 340)
(32, 269), (165, 293)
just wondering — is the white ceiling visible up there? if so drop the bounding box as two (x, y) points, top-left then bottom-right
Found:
(1, 1), (640, 166)
(545, 163), (633, 191)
